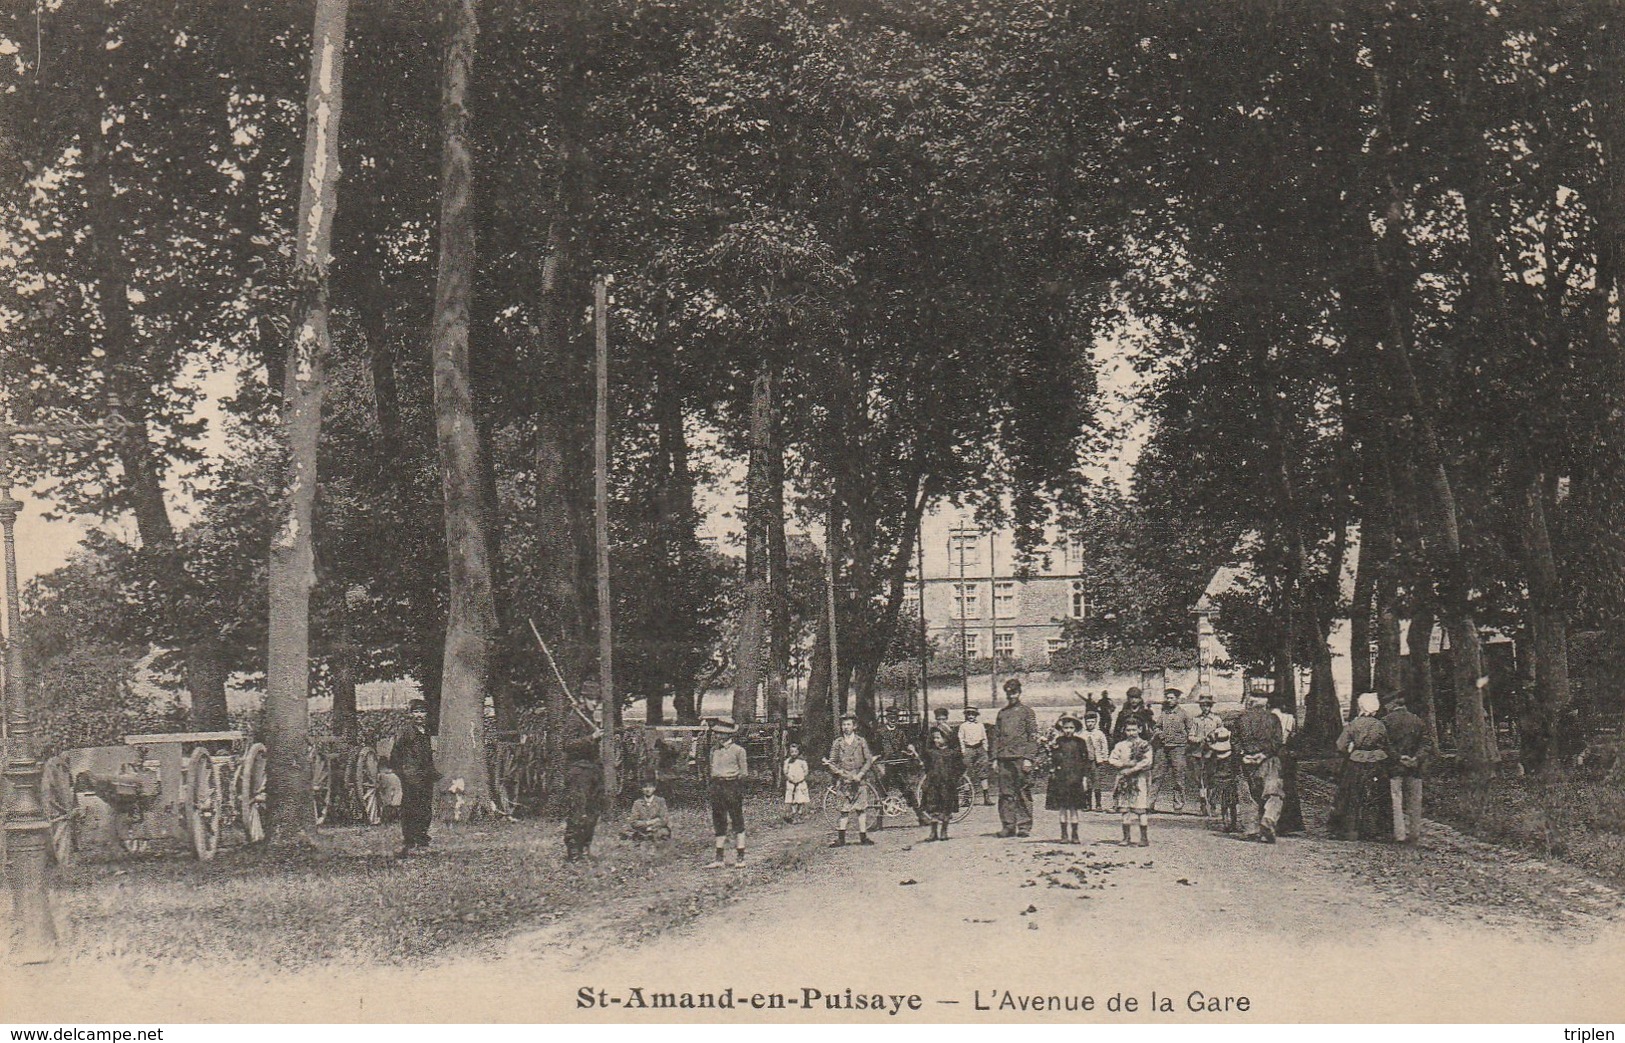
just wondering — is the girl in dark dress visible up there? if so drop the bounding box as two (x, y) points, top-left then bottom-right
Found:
(1045, 714), (1091, 844)
(919, 727), (965, 842)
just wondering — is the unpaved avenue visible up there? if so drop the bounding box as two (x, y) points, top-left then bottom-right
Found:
(6, 799), (1623, 1022)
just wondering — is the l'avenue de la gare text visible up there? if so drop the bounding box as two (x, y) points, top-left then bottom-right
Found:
(576, 986), (1252, 1016)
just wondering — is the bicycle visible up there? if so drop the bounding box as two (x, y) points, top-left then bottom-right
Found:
(912, 771), (975, 824)
(821, 763), (888, 830)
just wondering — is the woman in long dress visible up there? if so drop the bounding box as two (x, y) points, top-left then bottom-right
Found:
(1330, 693), (1390, 840)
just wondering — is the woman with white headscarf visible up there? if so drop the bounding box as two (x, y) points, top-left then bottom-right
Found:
(1330, 693), (1391, 841)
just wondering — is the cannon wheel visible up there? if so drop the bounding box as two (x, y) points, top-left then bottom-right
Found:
(311, 749), (333, 825)
(237, 743), (268, 844)
(42, 755), (76, 866)
(350, 747), (382, 825)
(186, 749), (222, 861)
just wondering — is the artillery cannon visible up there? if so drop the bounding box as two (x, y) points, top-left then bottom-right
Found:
(42, 730), (267, 864)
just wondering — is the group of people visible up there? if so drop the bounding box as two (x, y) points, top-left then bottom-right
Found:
(387, 676), (1432, 865)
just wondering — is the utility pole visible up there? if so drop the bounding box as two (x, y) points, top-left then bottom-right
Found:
(988, 528), (999, 706)
(917, 531), (928, 723)
(953, 526), (972, 712)
(826, 499), (841, 730)
(594, 271), (617, 799)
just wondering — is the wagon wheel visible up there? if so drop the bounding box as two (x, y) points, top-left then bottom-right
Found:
(311, 749), (332, 825)
(237, 743), (269, 844)
(42, 755), (77, 866)
(186, 748), (222, 861)
(350, 747), (382, 825)
(487, 745), (517, 817)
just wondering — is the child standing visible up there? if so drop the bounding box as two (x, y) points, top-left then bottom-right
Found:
(1205, 726), (1241, 833)
(624, 779), (672, 841)
(563, 738), (604, 861)
(1045, 713), (1091, 843)
(782, 742), (811, 822)
(707, 718), (749, 868)
(919, 727), (965, 842)
(1081, 712), (1111, 811)
(824, 713), (877, 846)
(1108, 718), (1154, 847)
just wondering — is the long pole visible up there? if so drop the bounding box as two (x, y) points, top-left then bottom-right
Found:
(826, 499), (841, 730)
(988, 529), (999, 706)
(917, 530), (928, 723)
(956, 529), (970, 711)
(594, 272), (616, 799)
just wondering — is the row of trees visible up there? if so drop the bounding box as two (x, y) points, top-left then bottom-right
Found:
(3, 0), (1619, 846)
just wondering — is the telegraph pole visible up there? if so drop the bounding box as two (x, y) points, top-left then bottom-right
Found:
(593, 271), (616, 798)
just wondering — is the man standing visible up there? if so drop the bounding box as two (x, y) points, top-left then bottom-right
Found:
(388, 699), (437, 857)
(1188, 692), (1225, 813)
(958, 706), (992, 805)
(994, 677), (1039, 837)
(824, 713), (877, 846)
(874, 707), (924, 823)
(1112, 687), (1155, 744)
(707, 718), (749, 867)
(1383, 693), (1433, 844)
(1232, 692), (1284, 843)
(1152, 688), (1194, 812)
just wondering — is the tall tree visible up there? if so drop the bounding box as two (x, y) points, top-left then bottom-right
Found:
(266, 0), (349, 844)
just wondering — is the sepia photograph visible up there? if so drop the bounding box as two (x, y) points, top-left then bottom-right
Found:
(0, 0), (1622, 1027)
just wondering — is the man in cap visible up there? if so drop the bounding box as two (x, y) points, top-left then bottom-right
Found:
(926, 706), (961, 751)
(707, 718), (749, 867)
(958, 706), (992, 805)
(993, 677), (1039, 837)
(875, 706), (925, 823)
(1152, 687), (1194, 812)
(824, 713), (876, 846)
(387, 699), (437, 856)
(1232, 692), (1285, 842)
(1382, 693), (1432, 844)
(1189, 692), (1224, 814)
(1112, 686), (1155, 745)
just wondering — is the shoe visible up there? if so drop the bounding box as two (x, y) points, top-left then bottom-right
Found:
(706, 859), (726, 868)
(829, 834), (846, 847)
(998, 828), (1016, 838)
(859, 835), (875, 845)
(397, 847), (413, 858)
(729, 859), (744, 868)
(1016, 830), (1030, 838)
(1261, 822), (1276, 843)
(982, 798), (994, 807)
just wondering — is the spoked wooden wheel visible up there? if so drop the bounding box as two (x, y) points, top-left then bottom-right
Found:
(186, 749), (222, 861)
(952, 773), (975, 823)
(488, 745), (517, 817)
(350, 748), (382, 825)
(237, 743), (268, 844)
(42, 755), (77, 866)
(311, 750), (332, 825)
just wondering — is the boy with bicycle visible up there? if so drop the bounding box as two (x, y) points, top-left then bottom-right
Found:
(824, 713), (877, 847)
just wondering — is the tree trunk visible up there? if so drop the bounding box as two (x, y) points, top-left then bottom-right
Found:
(428, 0), (494, 813)
(765, 385), (790, 724)
(1406, 597), (1439, 746)
(266, 0), (348, 846)
(186, 633), (230, 731)
(1350, 474), (1378, 702)
(1519, 471), (1570, 769)
(802, 600), (832, 763)
(732, 363), (774, 723)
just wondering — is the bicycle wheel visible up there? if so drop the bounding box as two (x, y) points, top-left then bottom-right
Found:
(862, 781), (887, 830)
(951, 773), (974, 823)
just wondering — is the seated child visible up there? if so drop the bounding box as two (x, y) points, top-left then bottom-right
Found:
(624, 778), (672, 840)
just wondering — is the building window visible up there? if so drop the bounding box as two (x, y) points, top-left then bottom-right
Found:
(1070, 581), (1088, 619)
(994, 632), (1016, 660)
(953, 583), (980, 619)
(949, 534), (981, 567)
(902, 587), (921, 610)
(1046, 636), (1066, 660)
(994, 581), (1018, 618)
(1063, 543), (1085, 569)
(960, 632), (980, 658)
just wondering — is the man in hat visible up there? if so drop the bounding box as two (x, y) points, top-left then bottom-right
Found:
(707, 718), (749, 867)
(824, 713), (876, 846)
(1112, 686), (1155, 744)
(958, 706), (992, 805)
(387, 699), (437, 856)
(993, 677), (1039, 837)
(1189, 692), (1225, 813)
(875, 707), (925, 824)
(1232, 692), (1285, 842)
(1383, 693), (1433, 844)
(1152, 688), (1195, 812)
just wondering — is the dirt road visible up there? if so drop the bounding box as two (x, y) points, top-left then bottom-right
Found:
(6, 795), (1623, 1022)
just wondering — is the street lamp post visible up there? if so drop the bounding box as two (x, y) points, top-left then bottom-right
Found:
(0, 399), (127, 963)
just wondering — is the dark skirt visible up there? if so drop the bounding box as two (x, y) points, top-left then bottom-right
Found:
(1045, 773), (1089, 810)
(920, 749), (964, 818)
(1330, 758), (1387, 840)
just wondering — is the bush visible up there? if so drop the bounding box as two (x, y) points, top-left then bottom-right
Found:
(34, 646), (186, 756)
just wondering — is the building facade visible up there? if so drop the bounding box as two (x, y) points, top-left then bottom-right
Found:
(906, 508), (1087, 671)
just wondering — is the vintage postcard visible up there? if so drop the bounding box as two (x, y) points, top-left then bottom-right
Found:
(1, 0), (1622, 1027)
